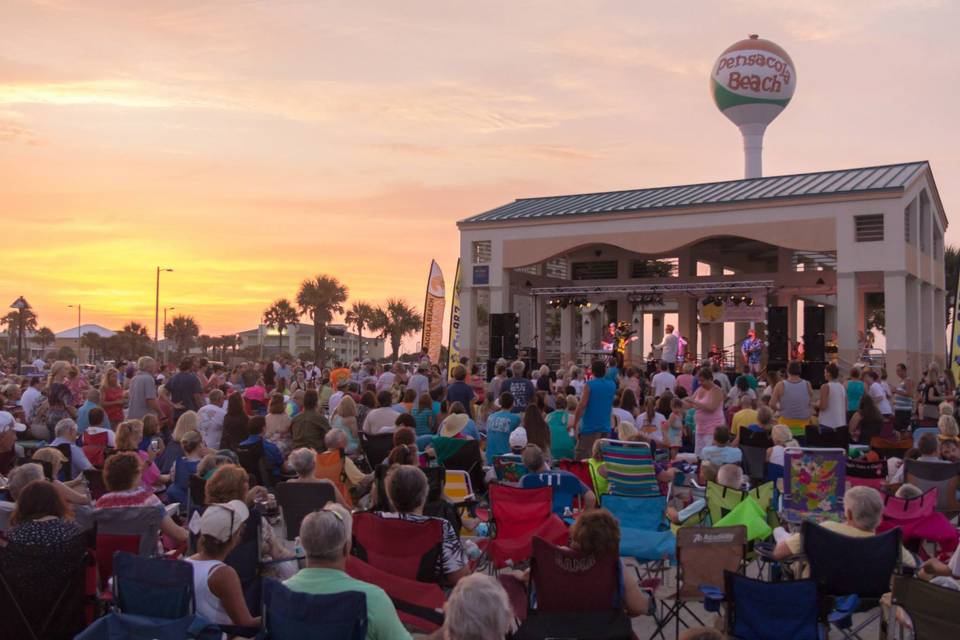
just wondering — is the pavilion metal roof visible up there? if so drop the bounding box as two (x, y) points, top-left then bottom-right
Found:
(460, 161), (930, 225)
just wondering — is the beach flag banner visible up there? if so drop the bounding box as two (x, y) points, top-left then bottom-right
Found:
(421, 260), (445, 365)
(950, 266), (960, 380)
(447, 259), (462, 381)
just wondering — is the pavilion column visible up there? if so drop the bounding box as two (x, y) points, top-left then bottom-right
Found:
(837, 272), (859, 367)
(559, 305), (577, 368)
(934, 286), (946, 367)
(920, 283), (935, 366)
(883, 272), (909, 374)
(905, 277), (921, 375)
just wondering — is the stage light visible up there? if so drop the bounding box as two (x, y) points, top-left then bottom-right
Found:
(746, 296), (754, 306)
(703, 296), (715, 306)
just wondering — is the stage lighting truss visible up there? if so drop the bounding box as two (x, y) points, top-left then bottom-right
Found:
(701, 293), (755, 307)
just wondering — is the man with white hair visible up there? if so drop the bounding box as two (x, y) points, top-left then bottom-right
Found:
(407, 361), (431, 400)
(49, 418), (93, 477)
(506, 360), (535, 414)
(772, 485), (915, 567)
(127, 356), (160, 420)
(443, 573), (513, 640)
(197, 388), (227, 449)
(0, 463), (45, 529)
(284, 504), (412, 639)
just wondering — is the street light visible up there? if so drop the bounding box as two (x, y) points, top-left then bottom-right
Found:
(67, 304), (81, 364)
(163, 306), (175, 365)
(9, 296), (30, 374)
(154, 267), (173, 359)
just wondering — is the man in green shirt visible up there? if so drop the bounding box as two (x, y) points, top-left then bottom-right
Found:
(290, 389), (330, 451)
(284, 504), (412, 640)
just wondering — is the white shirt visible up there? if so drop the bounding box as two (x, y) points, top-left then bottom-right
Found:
(612, 408), (634, 426)
(656, 333), (679, 363)
(570, 379), (585, 396)
(376, 371), (397, 392)
(869, 381), (893, 415)
(21, 386), (42, 422)
(363, 407), (401, 435)
(652, 371), (677, 396)
(31, 358), (45, 370)
(636, 412), (667, 430)
(327, 391), (345, 417)
(197, 403), (227, 449)
(407, 373), (430, 399)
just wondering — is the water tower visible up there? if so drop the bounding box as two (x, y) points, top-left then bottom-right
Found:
(711, 35), (796, 179)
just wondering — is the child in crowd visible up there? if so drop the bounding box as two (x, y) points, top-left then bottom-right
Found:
(699, 426), (743, 467)
(666, 397), (685, 459)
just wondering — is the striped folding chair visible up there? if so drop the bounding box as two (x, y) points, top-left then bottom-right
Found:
(598, 439), (661, 498)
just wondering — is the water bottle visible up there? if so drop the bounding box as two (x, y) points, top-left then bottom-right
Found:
(475, 522), (490, 537)
(463, 539), (482, 560)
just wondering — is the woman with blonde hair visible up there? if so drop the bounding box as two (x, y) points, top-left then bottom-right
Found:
(331, 395), (359, 455)
(265, 393), (293, 455)
(766, 423), (799, 467)
(158, 410), (204, 474)
(938, 414), (959, 443)
(45, 360), (76, 436)
(116, 419), (166, 488)
(100, 367), (125, 428)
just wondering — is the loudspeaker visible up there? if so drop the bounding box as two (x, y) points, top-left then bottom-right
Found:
(802, 361), (827, 389)
(489, 313), (519, 360)
(767, 360), (788, 374)
(803, 306), (826, 362)
(767, 306), (789, 362)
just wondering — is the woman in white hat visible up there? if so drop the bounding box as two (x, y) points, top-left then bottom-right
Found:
(187, 500), (262, 629)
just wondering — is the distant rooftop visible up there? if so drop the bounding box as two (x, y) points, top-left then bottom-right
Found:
(460, 161), (931, 225)
(55, 324), (116, 339)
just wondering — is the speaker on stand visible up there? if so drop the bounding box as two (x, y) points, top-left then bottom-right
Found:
(802, 306), (827, 389)
(489, 313), (519, 361)
(767, 306), (789, 371)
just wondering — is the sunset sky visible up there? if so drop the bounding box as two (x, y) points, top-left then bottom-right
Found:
(2, 0), (958, 347)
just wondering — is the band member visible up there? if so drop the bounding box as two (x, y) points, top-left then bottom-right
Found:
(741, 329), (763, 374)
(653, 324), (679, 373)
(707, 343), (724, 367)
(601, 322), (616, 352)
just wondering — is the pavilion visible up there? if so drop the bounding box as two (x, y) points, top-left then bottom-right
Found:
(456, 161), (948, 376)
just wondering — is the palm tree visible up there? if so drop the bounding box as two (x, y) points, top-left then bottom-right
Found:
(218, 334), (239, 359)
(119, 322), (151, 359)
(2, 309), (38, 355)
(370, 298), (422, 360)
(197, 335), (213, 357)
(33, 326), (55, 353)
(946, 244), (959, 325)
(80, 332), (102, 363)
(165, 314), (200, 358)
(263, 298), (299, 354)
(345, 301), (376, 360)
(296, 275), (348, 362)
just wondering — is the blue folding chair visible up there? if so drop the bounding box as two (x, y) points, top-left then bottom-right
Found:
(720, 571), (818, 640)
(912, 426), (940, 448)
(604, 494), (675, 572)
(259, 578), (367, 640)
(112, 552), (194, 619)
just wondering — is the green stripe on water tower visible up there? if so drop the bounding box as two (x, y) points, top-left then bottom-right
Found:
(712, 79), (792, 111)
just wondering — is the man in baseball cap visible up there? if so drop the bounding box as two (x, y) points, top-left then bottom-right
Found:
(0, 411), (27, 459)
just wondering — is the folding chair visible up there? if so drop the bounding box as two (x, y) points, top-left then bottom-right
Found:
(804, 425), (850, 449)
(485, 483), (569, 569)
(260, 578), (367, 640)
(111, 552), (194, 619)
(521, 471), (588, 517)
(911, 426), (940, 448)
(274, 480), (337, 540)
(878, 487), (958, 561)
(738, 429), (772, 484)
(705, 481), (776, 527)
(358, 431), (394, 469)
(781, 447), (846, 526)
(518, 536), (632, 640)
(494, 453), (528, 486)
(92, 505), (166, 590)
(802, 520), (902, 639)
(167, 456), (200, 506)
(655, 526), (746, 639)
(345, 556), (445, 633)
(556, 458), (596, 495)
(845, 457), (885, 490)
(188, 474), (207, 515)
(443, 469), (475, 504)
(315, 449), (353, 507)
(224, 508), (265, 617)
(603, 493), (675, 586)
(351, 511), (444, 583)
(440, 438), (486, 495)
(904, 459), (960, 516)
(236, 438), (271, 487)
(721, 570), (818, 640)
(0, 535), (89, 640)
(599, 439), (662, 497)
(890, 574), (960, 639)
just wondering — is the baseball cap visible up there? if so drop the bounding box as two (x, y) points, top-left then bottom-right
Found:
(188, 500), (249, 542)
(0, 411), (27, 433)
(509, 426), (528, 449)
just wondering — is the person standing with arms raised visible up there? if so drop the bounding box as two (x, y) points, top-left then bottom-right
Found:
(572, 360), (616, 460)
(652, 325), (679, 374)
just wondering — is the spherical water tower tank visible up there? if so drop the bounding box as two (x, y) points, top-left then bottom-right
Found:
(711, 35), (796, 179)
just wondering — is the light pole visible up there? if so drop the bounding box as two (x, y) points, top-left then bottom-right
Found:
(163, 306), (175, 365)
(154, 267), (173, 359)
(9, 296), (30, 374)
(67, 304), (81, 363)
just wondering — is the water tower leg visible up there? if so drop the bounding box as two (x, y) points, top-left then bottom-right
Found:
(739, 123), (767, 179)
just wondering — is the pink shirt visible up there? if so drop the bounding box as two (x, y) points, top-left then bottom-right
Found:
(693, 385), (725, 436)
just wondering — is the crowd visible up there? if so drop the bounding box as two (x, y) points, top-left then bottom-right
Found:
(0, 348), (958, 638)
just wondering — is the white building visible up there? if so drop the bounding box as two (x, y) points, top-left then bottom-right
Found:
(237, 323), (385, 362)
(457, 161), (947, 376)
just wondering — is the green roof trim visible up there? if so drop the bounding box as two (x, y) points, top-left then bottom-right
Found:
(460, 161), (929, 226)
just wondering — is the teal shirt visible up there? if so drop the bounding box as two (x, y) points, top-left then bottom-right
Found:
(284, 568), (412, 640)
(846, 380), (865, 412)
(546, 410), (575, 460)
(734, 374), (758, 391)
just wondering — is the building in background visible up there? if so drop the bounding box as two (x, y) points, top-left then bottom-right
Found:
(237, 323), (385, 362)
(53, 324), (116, 363)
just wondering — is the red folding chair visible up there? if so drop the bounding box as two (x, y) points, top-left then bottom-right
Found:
(486, 484), (568, 569)
(556, 459), (596, 496)
(351, 511), (444, 583)
(879, 488), (959, 561)
(92, 505), (166, 592)
(345, 555), (445, 633)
